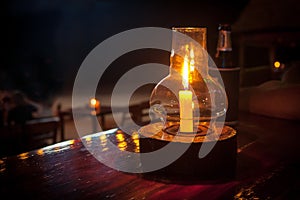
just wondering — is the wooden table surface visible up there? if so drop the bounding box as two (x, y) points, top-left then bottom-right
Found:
(1, 111), (300, 199)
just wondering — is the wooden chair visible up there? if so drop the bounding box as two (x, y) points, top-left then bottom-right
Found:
(23, 116), (60, 151)
(56, 103), (73, 141)
(95, 101), (151, 130)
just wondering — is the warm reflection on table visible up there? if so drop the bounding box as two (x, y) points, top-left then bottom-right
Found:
(0, 112), (300, 199)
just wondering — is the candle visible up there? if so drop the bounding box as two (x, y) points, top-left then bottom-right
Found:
(89, 98), (100, 115)
(90, 98), (98, 108)
(179, 55), (193, 132)
(179, 90), (193, 132)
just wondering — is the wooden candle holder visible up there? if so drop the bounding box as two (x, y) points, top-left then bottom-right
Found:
(138, 123), (237, 183)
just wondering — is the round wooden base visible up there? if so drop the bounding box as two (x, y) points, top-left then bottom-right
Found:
(138, 123), (237, 183)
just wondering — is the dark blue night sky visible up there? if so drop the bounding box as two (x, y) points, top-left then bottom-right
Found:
(1, 0), (248, 102)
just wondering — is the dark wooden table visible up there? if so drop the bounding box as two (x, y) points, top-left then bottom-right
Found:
(1, 112), (300, 199)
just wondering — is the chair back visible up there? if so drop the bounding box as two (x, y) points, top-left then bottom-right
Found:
(24, 116), (60, 150)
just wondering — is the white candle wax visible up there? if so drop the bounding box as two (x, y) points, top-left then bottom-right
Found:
(179, 90), (193, 132)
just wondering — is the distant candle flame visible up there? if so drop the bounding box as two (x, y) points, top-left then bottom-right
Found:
(90, 98), (97, 107)
(89, 98), (100, 115)
(274, 61), (280, 68)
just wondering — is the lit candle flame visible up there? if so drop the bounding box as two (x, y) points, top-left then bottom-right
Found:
(182, 55), (189, 89)
(274, 61), (280, 69)
(190, 48), (195, 72)
(89, 98), (100, 115)
(90, 98), (97, 107)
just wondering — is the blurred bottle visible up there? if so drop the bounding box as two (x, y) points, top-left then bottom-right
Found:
(210, 24), (240, 126)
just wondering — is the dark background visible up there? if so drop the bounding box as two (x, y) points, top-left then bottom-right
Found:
(0, 0), (273, 103)
(4, 0), (300, 106)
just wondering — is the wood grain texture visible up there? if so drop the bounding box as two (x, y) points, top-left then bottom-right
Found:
(0, 112), (299, 199)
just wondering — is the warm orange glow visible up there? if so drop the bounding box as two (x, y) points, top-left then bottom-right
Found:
(90, 98), (100, 108)
(190, 49), (195, 72)
(90, 110), (97, 116)
(36, 149), (44, 156)
(90, 98), (97, 106)
(132, 132), (140, 152)
(18, 152), (29, 160)
(131, 132), (139, 140)
(274, 61), (281, 68)
(116, 132), (127, 151)
(180, 53), (193, 133)
(118, 141), (127, 151)
(0, 159), (5, 172)
(116, 132), (125, 142)
(182, 55), (190, 89)
(182, 48), (194, 85)
(89, 98), (100, 115)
